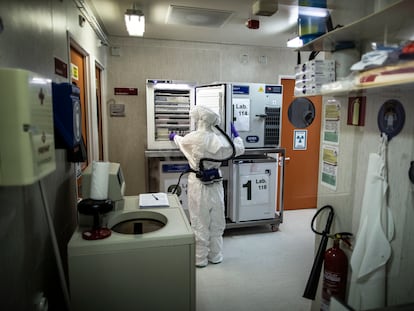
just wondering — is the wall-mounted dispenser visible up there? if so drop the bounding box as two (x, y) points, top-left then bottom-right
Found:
(0, 68), (56, 185)
(52, 82), (86, 162)
(52, 83), (81, 148)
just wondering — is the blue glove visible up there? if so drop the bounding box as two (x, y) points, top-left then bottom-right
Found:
(230, 123), (239, 138)
(169, 132), (176, 141)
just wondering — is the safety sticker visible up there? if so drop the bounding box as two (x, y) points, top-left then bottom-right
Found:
(294, 129), (307, 150)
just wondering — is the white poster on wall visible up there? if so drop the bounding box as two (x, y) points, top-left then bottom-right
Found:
(321, 144), (339, 190)
(323, 99), (341, 144)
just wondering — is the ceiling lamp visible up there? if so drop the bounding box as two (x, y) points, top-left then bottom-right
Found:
(287, 36), (303, 48)
(252, 0), (278, 17)
(125, 4), (145, 37)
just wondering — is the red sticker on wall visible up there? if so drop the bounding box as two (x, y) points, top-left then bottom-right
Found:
(114, 88), (138, 95)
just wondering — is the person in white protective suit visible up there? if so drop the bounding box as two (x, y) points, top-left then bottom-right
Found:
(169, 106), (245, 267)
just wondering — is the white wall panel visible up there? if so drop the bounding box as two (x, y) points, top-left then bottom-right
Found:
(0, 0), (108, 309)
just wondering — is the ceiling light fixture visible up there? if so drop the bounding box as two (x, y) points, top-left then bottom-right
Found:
(125, 4), (145, 37)
(287, 36), (303, 48)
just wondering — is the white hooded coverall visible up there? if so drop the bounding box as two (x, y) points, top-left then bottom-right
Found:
(172, 106), (245, 267)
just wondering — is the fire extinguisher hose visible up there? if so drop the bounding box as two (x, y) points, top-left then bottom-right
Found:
(303, 205), (353, 300)
(303, 205), (335, 300)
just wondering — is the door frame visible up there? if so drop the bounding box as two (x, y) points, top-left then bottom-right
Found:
(68, 32), (102, 163)
(95, 61), (107, 161)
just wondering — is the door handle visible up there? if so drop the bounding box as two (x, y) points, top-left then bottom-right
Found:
(279, 157), (290, 166)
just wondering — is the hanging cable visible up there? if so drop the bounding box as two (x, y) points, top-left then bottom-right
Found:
(303, 205), (335, 300)
(171, 124), (236, 193)
(39, 180), (72, 311)
(198, 125), (236, 171)
(303, 205), (353, 300)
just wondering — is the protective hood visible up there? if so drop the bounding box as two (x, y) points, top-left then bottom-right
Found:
(190, 105), (221, 127)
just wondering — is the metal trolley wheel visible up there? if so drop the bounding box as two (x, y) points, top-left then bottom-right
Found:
(270, 224), (279, 232)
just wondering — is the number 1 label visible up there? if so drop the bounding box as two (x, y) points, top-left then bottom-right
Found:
(240, 174), (270, 206)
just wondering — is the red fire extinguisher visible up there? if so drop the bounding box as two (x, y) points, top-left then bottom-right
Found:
(320, 235), (351, 311)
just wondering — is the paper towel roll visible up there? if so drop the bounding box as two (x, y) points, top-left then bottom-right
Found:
(90, 161), (110, 200)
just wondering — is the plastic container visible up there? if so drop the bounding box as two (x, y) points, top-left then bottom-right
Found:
(298, 0), (328, 44)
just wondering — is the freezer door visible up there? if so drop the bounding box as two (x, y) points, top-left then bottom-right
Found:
(230, 159), (277, 222)
(194, 84), (229, 131)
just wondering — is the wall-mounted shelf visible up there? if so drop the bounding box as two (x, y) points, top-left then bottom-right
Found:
(315, 61), (414, 96)
(297, 0), (414, 52)
(294, 60), (414, 96)
(294, 0), (414, 97)
(319, 79), (414, 97)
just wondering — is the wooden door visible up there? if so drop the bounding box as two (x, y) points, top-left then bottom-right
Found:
(70, 46), (88, 168)
(280, 78), (322, 210)
(70, 46), (88, 197)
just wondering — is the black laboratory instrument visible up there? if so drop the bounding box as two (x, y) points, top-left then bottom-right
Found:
(77, 198), (114, 240)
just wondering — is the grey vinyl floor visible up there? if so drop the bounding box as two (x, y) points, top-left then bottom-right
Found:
(196, 208), (316, 311)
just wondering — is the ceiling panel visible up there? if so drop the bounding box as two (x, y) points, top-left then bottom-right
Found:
(86, 0), (378, 48)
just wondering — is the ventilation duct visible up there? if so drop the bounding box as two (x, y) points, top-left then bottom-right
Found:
(166, 5), (233, 27)
(252, 0), (278, 16)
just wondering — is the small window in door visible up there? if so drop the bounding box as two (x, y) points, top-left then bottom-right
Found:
(287, 98), (316, 128)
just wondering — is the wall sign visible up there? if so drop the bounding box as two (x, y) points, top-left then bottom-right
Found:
(321, 144), (338, 190)
(54, 57), (68, 78)
(114, 87), (138, 95)
(323, 99), (341, 144)
(293, 129), (307, 150)
(71, 63), (79, 81)
(109, 103), (125, 117)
